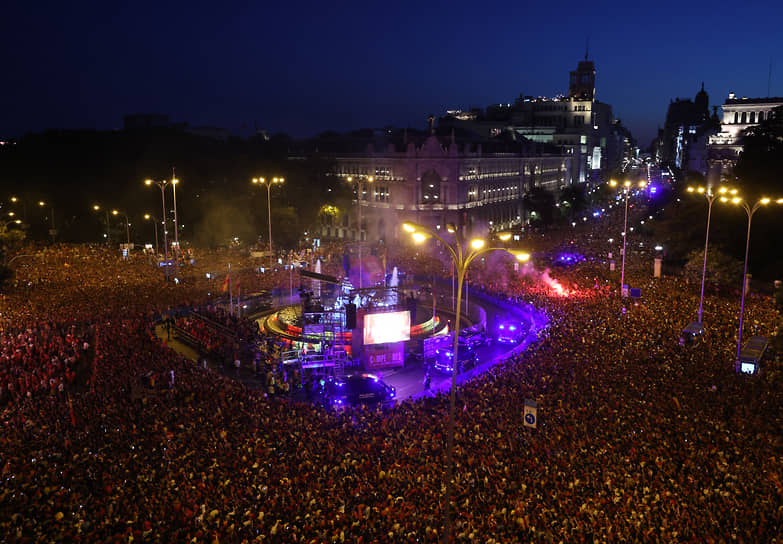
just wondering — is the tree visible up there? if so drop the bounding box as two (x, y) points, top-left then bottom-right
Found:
(734, 105), (783, 198)
(682, 246), (744, 289)
(558, 184), (588, 219)
(523, 187), (556, 227)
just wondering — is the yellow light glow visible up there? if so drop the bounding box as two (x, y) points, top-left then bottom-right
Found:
(720, 197), (728, 203)
(470, 239), (485, 249)
(412, 232), (428, 243)
(639, 181), (647, 188)
(367, 176), (374, 182)
(514, 252), (531, 262)
(761, 198), (770, 204)
(145, 179), (152, 185)
(7, 212), (14, 217)
(697, 187), (705, 193)
(172, 178), (179, 184)
(112, 210), (119, 215)
(624, 181), (631, 188)
(402, 223), (416, 233)
(730, 189), (738, 195)
(719, 187), (727, 194)
(732, 197), (741, 204)
(497, 232), (512, 241)
(144, 214), (151, 220)
(777, 198), (783, 204)
(14, 219), (21, 224)
(347, 176), (353, 182)
(687, 187), (695, 192)
(609, 180), (617, 187)
(93, 205), (100, 210)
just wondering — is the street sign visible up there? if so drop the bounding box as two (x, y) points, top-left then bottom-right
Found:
(523, 399), (537, 429)
(630, 287), (642, 298)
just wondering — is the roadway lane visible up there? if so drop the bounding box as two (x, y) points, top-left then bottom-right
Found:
(378, 288), (546, 402)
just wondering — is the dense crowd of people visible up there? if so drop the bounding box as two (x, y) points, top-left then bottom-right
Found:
(0, 230), (780, 542)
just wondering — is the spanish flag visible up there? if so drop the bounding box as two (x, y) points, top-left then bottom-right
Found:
(221, 273), (230, 293)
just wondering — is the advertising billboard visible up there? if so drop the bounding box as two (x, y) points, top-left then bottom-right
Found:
(363, 310), (411, 345)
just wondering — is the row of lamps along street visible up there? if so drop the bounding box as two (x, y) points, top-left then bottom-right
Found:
(686, 185), (783, 369)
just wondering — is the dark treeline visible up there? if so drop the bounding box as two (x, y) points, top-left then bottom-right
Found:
(0, 128), (343, 248)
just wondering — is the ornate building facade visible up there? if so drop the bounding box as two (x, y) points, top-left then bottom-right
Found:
(308, 131), (573, 243)
(707, 93), (783, 178)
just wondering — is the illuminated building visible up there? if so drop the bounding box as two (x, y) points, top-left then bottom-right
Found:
(439, 56), (623, 182)
(707, 93), (783, 178)
(660, 84), (718, 173)
(302, 126), (573, 243)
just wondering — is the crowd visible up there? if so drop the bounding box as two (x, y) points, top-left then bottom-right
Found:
(0, 232), (781, 542)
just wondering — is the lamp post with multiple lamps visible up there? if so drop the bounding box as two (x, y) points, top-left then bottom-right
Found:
(145, 178), (173, 262)
(144, 214), (160, 256)
(402, 220), (529, 543)
(721, 194), (783, 370)
(610, 179), (646, 296)
(252, 176), (285, 269)
(686, 184), (734, 323)
(346, 175), (373, 289)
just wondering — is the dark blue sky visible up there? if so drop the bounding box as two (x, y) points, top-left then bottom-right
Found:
(3, 0), (782, 147)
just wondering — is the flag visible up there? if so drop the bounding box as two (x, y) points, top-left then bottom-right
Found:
(221, 274), (230, 293)
(68, 393), (76, 427)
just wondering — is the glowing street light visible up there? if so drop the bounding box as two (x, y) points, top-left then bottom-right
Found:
(145, 178), (172, 261)
(92, 204), (111, 245)
(252, 176), (285, 269)
(610, 179), (646, 296)
(721, 193), (782, 371)
(686, 184), (733, 323)
(401, 220), (529, 542)
(144, 213), (159, 256)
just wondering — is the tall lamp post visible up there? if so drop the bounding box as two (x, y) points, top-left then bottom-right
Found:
(145, 179), (172, 262)
(252, 176), (284, 269)
(112, 210), (130, 246)
(171, 172), (180, 254)
(687, 185), (733, 323)
(92, 205), (111, 245)
(610, 179), (646, 296)
(723, 194), (783, 369)
(402, 221), (529, 543)
(346, 175), (373, 289)
(144, 214), (160, 256)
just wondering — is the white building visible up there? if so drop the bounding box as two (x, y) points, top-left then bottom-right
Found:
(708, 93), (783, 178)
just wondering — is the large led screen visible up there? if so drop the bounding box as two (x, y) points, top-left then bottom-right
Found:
(363, 310), (411, 345)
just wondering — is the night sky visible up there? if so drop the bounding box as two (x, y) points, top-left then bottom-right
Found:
(3, 0), (783, 147)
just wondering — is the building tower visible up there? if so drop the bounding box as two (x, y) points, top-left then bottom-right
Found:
(569, 56), (596, 101)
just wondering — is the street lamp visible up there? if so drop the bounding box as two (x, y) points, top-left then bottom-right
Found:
(610, 179), (646, 296)
(145, 178), (173, 262)
(92, 204), (111, 245)
(402, 220), (529, 543)
(721, 194), (783, 370)
(252, 176), (285, 269)
(171, 173), (180, 254)
(346, 175), (374, 289)
(112, 210), (130, 246)
(144, 214), (159, 256)
(686, 184), (734, 323)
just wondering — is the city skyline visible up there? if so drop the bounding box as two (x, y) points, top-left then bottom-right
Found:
(3, 0), (783, 146)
